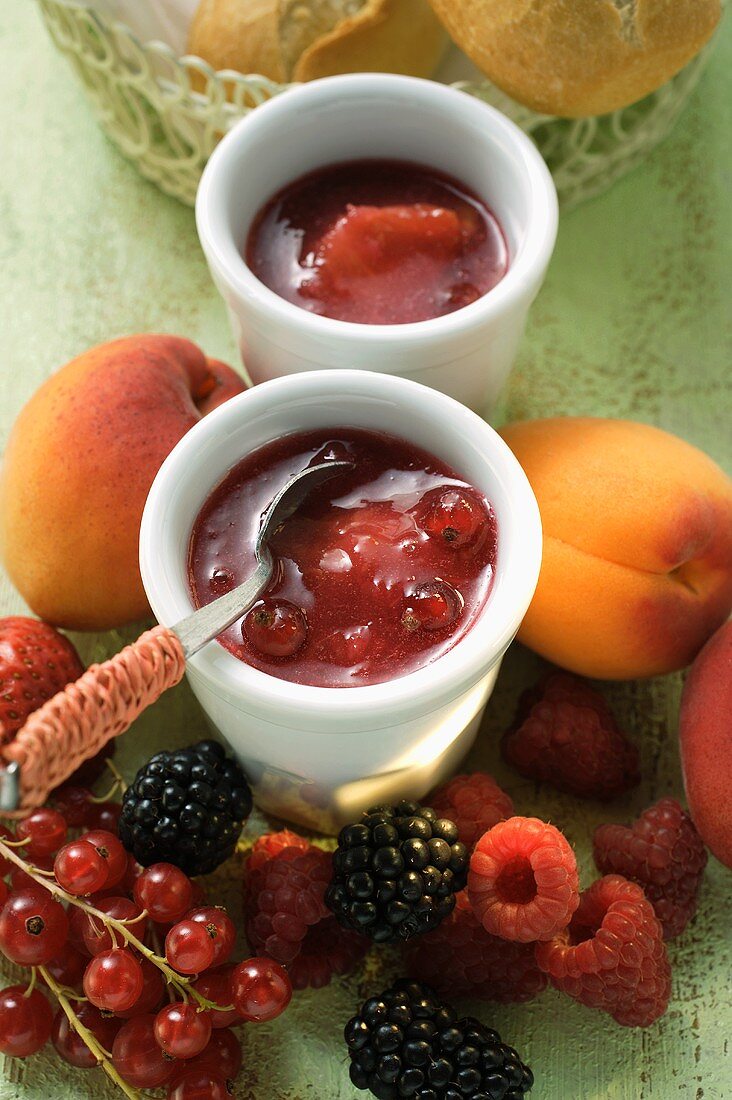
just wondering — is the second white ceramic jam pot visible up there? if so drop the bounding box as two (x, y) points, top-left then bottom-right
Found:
(196, 74), (558, 414)
(140, 370), (542, 831)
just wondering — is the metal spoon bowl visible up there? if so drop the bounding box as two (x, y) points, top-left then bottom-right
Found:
(172, 459), (353, 658)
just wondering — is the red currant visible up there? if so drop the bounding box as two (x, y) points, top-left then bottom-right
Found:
(0, 890), (69, 965)
(420, 487), (487, 548)
(52, 786), (94, 828)
(0, 881), (8, 909)
(83, 948), (144, 1012)
(134, 864), (193, 923)
(10, 857), (54, 892)
(167, 1067), (231, 1100)
(16, 809), (68, 859)
(89, 801), (122, 832)
(42, 945), (88, 989)
(401, 579), (463, 633)
(52, 1000), (121, 1068)
(117, 853), (141, 897)
(112, 1014), (176, 1088)
(195, 1027), (242, 1079)
(115, 955), (165, 1019)
(81, 830), (127, 889)
(82, 896), (147, 957)
(231, 957), (292, 1022)
(68, 905), (92, 956)
(243, 598), (308, 658)
(188, 880), (207, 908)
(185, 907), (235, 967)
(66, 740), (115, 788)
(0, 824), (14, 876)
(155, 1002), (212, 1060)
(165, 920), (215, 975)
(193, 967), (239, 1028)
(0, 985), (53, 1056)
(54, 840), (108, 896)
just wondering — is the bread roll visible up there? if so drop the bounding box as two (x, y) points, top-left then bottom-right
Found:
(428, 0), (721, 117)
(188, 0), (285, 82)
(188, 0), (447, 84)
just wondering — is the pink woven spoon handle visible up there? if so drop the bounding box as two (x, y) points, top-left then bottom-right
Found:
(0, 625), (186, 815)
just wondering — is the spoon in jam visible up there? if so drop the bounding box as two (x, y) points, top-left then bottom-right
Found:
(0, 459), (352, 813)
(173, 458), (353, 657)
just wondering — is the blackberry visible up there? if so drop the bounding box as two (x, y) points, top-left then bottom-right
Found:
(325, 801), (468, 943)
(345, 979), (534, 1099)
(118, 740), (252, 876)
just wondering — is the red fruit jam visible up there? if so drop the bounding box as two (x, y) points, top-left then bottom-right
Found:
(246, 160), (508, 325)
(188, 429), (497, 688)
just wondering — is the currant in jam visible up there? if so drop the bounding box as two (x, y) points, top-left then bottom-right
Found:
(246, 160), (508, 325)
(187, 428), (498, 688)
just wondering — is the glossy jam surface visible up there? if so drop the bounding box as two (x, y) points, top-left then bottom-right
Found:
(245, 160), (508, 325)
(188, 429), (498, 688)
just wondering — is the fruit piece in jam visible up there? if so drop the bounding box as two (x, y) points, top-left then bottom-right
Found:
(188, 428), (497, 688)
(246, 160), (508, 325)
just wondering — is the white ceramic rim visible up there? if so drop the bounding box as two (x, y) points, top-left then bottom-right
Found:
(195, 72), (558, 344)
(139, 370), (542, 725)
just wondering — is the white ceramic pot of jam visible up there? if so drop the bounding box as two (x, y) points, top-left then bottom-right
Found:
(140, 370), (541, 832)
(196, 73), (558, 414)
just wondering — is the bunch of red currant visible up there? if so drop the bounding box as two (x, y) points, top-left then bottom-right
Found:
(0, 796), (292, 1099)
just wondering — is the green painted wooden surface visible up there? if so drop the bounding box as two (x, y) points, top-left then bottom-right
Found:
(0, 3), (731, 1098)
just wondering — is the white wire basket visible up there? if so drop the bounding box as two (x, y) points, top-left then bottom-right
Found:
(38, 0), (718, 210)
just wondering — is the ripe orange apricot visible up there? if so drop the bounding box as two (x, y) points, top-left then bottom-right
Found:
(499, 417), (732, 679)
(0, 336), (245, 631)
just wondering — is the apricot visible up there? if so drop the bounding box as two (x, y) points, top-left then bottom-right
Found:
(679, 621), (732, 868)
(0, 336), (245, 630)
(499, 418), (732, 679)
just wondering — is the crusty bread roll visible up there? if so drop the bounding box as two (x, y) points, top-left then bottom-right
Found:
(188, 0), (447, 84)
(188, 0), (286, 82)
(428, 0), (721, 117)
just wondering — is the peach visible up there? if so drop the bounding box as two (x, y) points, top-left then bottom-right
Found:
(0, 336), (245, 631)
(499, 418), (732, 679)
(679, 620), (732, 868)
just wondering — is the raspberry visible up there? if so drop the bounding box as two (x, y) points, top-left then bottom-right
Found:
(429, 772), (514, 850)
(404, 891), (547, 1003)
(593, 798), (707, 939)
(244, 831), (367, 990)
(288, 917), (368, 990)
(502, 672), (640, 800)
(468, 817), (579, 942)
(247, 829), (311, 870)
(536, 875), (671, 1027)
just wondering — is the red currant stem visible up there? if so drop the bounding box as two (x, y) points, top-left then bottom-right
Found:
(0, 838), (231, 1013)
(89, 778), (123, 805)
(122, 908), (148, 926)
(151, 925), (178, 1005)
(39, 966), (142, 1100)
(24, 968), (38, 997)
(0, 836), (30, 847)
(57, 985), (89, 1001)
(103, 758), (127, 793)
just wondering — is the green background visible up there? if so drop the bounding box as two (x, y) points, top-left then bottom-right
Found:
(0, 3), (731, 1098)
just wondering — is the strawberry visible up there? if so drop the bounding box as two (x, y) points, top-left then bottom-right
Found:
(0, 617), (84, 745)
